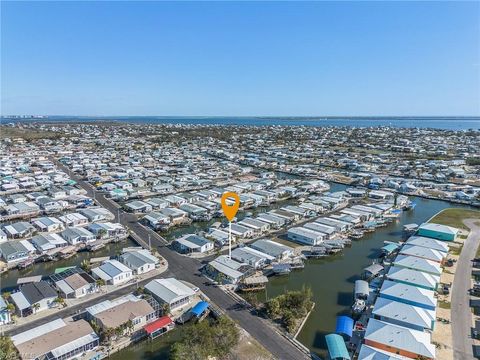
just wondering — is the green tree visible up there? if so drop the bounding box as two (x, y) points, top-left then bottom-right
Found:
(80, 259), (91, 272)
(161, 302), (171, 315)
(1, 292), (11, 300)
(96, 278), (106, 288)
(32, 303), (40, 314)
(0, 336), (19, 360)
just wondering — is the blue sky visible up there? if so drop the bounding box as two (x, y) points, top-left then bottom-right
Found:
(1, 1), (479, 116)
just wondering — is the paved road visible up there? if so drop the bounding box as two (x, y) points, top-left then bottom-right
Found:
(51, 160), (311, 360)
(452, 219), (480, 360)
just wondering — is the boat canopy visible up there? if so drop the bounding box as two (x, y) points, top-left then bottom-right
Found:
(381, 243), (399, 254)
(335, 316), (354, 339)
(190, 301), (209, 317)
(325, 333), (350, 360)
(354, 280), (369, 298)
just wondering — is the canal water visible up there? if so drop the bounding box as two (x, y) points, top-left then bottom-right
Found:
(1, 181), (473, 359)
(0, 238), (136, 291)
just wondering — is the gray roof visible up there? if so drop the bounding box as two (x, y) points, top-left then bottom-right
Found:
(20, 281), (57, 304)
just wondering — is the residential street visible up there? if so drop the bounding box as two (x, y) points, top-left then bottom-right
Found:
(50, 159), (312, 360)
(452, 219), (480, 360)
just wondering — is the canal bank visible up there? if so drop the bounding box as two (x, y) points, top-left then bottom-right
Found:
(264, 192), (474, 357)
(0, 238), (136, 291)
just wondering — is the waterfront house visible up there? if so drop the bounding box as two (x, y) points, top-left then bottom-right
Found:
(399, 244), (446, 263)
(32, 216), (64, 232)
(417, 223), (458, 242)
(179, 203), (209, 220)
(303, 222), (335, 239)
(124, 200), (153, 213)
(173, 234), (214, 254)
(87, 222), (127, 239)
(31, 233), (68, 253)
(51, 268), (97, 299)
(379, 280), (436, 311)
(91, 259), (133, 285)
(0, 241), (30, 263)
(119, 248), (159, 275)
(230, 223), (255, 238)
(238, 218), (271, 234)
(371, 297), (435, 332)
(160, 207), (188, 224)
(145, 197), (169, 210)
(11, 318), (100, 360)
(257, 213), (286, 228)
(3, 221), (36, 239)
(269, 209), (297, 223)
(206, 228), (230, 246)
(357, 344), (411, 360)
(60, 227), (96, 245)
(250, 239), (294, 260)
(363, 319), (435, 360)
(4, 201), (40, 216)
(58, 212), (89, 227)
(36, 196), (62, 212)
(205, 255), (252, 284)
(86, 294), (156, 338)
(387, 266), (440, 291)
(143, 211), (171, 229)
(405, 236), (449, 253)
(79, 207), (115, 222)
(145, 278), (195, 311)
(231, 246), (274, 269)
(10, 281), (57, 317)
(288, 227), (324, 245)
(393, 255), (442, 276)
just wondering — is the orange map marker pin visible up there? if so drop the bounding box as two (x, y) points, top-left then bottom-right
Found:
(221, 192), (240, 222)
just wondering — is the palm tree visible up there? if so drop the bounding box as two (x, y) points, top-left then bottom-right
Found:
(1, 291), (11, 300)
(54, 297), (65, 307)
(32, 303), (40, 314)
(125, 319), (134, 335)
(96, 278), (106, 288)
(80, 259), (91, 272)
(161, 302), (170, 315)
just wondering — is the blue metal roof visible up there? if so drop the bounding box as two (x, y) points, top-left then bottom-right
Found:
(335, 316), (354, 339)
(325, 333), (350, 359)
(190, 301), (209, 316)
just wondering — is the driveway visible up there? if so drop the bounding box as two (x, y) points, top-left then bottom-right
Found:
(452, 219), (480, 360)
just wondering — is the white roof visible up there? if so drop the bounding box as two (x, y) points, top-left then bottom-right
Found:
(419, 222), (458, 235)
(10, 291), (30, 310)
(358, 344), (411, 360)
(405, 236), (449, 253)
(399, 244), (445, 262)
(380, 280), (436, 309)
(393, 254), (442, 276)
(86, 293), (139, 316)
(364, 319), (435, 359)
(145, 278), (195, 304)
(387, 266), (439, 289)
(372, 297), (435, 330)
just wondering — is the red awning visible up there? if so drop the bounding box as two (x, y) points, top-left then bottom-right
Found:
(144, 316), (173, 334)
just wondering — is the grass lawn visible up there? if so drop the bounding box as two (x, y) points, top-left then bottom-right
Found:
(0, 126), (68, 140)
(438, 300), (451, 309)
(429, 208), (480, 230)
